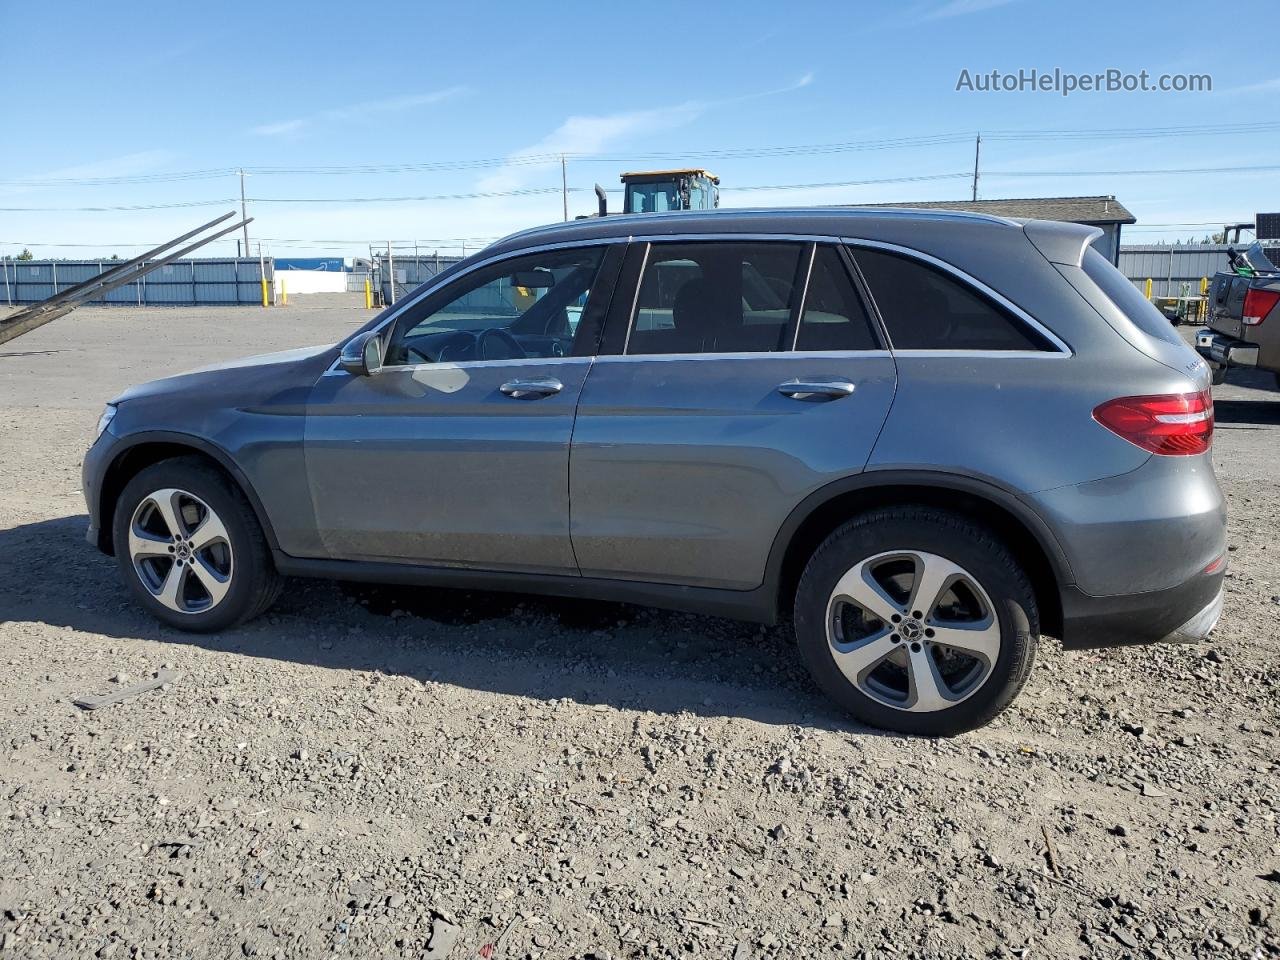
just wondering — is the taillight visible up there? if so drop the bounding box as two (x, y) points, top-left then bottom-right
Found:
(1243, 287), (1280, 326)
(1092, 390), (1214, 456)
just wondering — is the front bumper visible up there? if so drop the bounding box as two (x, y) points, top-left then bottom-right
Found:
(1059, 566), (1225, 650)
(81, 428), (118, 554)
(1195, 328), (1258, 368)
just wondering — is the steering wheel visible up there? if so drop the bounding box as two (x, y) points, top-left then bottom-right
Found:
(401, 332), (473, 366)
(477, 327), (527, 361)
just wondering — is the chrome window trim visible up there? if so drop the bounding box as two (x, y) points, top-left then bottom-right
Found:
(620, 242), (652, 356)
(327, 230), (1073, 375)
(594, 349), (893, 364)
(327, 237), (625, 373)
(886, 350), (1069, 360)
(322, 355), (593, 378)
(788, 243), (817, 351)
(841, 236), (1073, 356)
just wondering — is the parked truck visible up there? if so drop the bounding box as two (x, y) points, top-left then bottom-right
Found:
(1196, 242), (1280, 388)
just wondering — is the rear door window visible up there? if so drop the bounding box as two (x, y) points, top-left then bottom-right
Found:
(795, 246), (879, 351)
(852, 247), (1052, 351)
(627, 242), (806, 355)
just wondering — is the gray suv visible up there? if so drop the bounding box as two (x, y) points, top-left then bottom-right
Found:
(82, 209), (1227, 735)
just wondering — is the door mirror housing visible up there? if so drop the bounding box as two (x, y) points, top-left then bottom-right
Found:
(339, 330), (384, 376)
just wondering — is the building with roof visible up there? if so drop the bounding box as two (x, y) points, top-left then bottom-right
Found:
(853, 196), (1136, 264)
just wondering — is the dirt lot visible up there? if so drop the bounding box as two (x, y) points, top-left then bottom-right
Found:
(1, 299), (1277, 960)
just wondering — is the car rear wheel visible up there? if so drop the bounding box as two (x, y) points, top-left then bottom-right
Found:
(793, 507), (1038, 736)
(112, 457), (282, 632)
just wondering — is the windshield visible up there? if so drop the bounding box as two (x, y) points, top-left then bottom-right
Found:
(626, 182), (680, 213)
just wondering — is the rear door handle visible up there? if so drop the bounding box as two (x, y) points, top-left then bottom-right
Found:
(500, 377), (563, 399)
(777, 380), (856, 400)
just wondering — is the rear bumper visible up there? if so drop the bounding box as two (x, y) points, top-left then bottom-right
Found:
(1059, 567), (1225, 650)
(1196, 328), (1258, 367)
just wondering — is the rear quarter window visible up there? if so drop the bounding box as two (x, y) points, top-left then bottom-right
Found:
(1081, 248), (1184, 347)
(851, 247), (1053, 351)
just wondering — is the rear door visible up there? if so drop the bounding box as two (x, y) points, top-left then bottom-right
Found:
(569, 239), (898, 591)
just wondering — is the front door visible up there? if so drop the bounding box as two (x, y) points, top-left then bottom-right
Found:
(570, 240), (898, 591)
(304, 243), (620, 573)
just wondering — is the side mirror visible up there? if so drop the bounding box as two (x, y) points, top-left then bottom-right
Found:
(339, 330), (383, 376)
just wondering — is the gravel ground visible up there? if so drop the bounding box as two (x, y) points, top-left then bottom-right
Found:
(1, 300), (1277, 960)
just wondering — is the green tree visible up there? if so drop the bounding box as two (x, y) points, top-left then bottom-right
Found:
(16, 248), (33, 261)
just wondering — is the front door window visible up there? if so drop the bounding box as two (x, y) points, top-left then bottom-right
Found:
(385, 247), (606, 365)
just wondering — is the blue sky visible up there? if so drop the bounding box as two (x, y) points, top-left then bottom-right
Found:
(3, 0), (1279, 259)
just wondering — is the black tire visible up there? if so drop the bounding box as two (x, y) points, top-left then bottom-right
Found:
(793, 507), (1038, 736)
(112, 456), (282, 632)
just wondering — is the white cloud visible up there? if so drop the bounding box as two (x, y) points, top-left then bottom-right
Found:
(250, 86), (467, 137)
(7, 149), (179, 185)
(251, 119), (307, 137)
(922, 0), (1018, 20)
(477, 102), (705, 194)
(1220, 76), (1280, 96)
(477, 72), (817, 195)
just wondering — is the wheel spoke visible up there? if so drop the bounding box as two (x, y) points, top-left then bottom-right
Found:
(909, 553), (966, 618)
(906, 644), (952, 712)
(830, 562), (903, 624)
(154, 561), (187, 611)
(930, 618), (1001, 662)
(830, 629), (898, 685)
(188, 555), (231, 606)
(128, 525), (171, 561)
(147, 489), (186, 539)
(188, 511), (228, 551)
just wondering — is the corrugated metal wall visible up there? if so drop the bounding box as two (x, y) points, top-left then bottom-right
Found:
(0, 258), (273, 305)
(1117, 244), (1280, 298)
(374, 255), (463, 305)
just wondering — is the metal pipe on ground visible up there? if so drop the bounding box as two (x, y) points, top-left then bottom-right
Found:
(0, 213), (253, 346)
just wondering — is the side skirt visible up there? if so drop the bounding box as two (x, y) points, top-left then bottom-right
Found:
(272, 552), (778, 625)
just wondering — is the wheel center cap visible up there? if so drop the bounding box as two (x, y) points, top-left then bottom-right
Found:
(900, 619), (923, 641)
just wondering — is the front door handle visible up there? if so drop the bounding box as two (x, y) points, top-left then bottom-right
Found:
(777, 380), (856, 400)
(500, 377), (563, 399)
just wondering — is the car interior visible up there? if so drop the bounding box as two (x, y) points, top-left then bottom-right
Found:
(386, 259), (600, 365)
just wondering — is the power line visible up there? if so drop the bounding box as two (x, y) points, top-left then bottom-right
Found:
(6, 120), (1280, 186)
(7, 161), (1280, 213)
(0, 199), (236, 212)
(985, 163), (1280, 178)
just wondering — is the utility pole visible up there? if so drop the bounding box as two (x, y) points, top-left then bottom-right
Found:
(239, 170), (251, 258)
(386, 241), (396, 306)
(971, 134), (981, 202)
(561, 155), (568, 222)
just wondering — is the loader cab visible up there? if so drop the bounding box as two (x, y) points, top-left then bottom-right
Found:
(622, 169), (720, 214)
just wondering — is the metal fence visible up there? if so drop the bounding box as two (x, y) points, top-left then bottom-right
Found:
(0, 257), (274, 306)
(1118, 244), (1280, 299)
(373, 255), (464, 305)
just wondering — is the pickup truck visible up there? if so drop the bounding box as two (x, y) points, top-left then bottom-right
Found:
(1196, 243), (1280, 388)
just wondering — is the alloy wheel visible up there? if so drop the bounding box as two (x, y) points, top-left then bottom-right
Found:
(825, 550), (1001, 713)
(128, 488), (233, 614)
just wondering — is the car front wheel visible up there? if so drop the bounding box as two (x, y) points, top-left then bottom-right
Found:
(794, 507), (1039, 736)
(112, 457), (281, 632)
